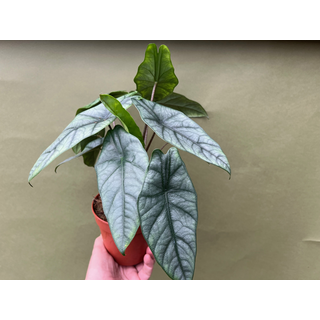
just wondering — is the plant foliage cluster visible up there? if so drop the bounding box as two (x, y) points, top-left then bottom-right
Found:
(28, 43), (231, 280)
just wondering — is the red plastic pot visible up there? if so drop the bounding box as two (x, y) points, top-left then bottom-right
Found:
(91, 194), (148, 266)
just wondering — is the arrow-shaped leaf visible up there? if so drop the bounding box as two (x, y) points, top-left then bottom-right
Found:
(138, 147), (197, 280)
(28, 93), (137, 183)
(100, 94), (144, 147)
(132, 97), (231, 176)
(95, 125), (149, 255)
(134, 43), (179, 101)
(55, 137), (104, 172)
(157, 92), (208, 118)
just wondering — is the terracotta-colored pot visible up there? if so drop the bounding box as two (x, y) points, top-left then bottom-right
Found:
(91, 194), (148, 266)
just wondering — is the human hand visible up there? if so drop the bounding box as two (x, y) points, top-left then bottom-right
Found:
(85, 235), (155, 280)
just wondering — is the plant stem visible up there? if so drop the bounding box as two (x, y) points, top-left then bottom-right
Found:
(143, 82), (157, 149)
(108, 125), (112, 130)
(146, 132), (155, 152)
(143, 125), (148, 146)
(160, 143), (168, 151)
(150, 82), (157, 101)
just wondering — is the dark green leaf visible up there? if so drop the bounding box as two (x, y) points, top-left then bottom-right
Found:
(95, 125), (149, 255)
(138, 147), (197, 280)
(134, 43), (179, 101)
(108, 90), (128, 99)
(132, 97), (231, 176)
(75, 98), (100, 116)
(100, 94), (144, 147)
(82, 147), (101, 167)
(75, 91), (128, 116)
(157, 92), (208, 118)
(72, 141), (82, 155)
(28, 93), (136, 183)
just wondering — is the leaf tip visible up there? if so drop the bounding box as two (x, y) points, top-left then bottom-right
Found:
(99, 94), (105, 101)
(120, 250), (126, 257)
(228, 167), (232, 180)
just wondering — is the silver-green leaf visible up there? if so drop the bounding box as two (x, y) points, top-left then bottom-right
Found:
(28, 93), (136, 183)
(95, 125), (149, 255)
(138, 147), (197, 280)
(55, 137), (104, 172)
(132, 97), (231, 175)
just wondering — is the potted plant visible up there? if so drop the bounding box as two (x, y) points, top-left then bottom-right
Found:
(28, 43), (231, 280)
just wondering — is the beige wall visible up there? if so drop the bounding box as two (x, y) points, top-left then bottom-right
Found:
(1, 41), (319, 279)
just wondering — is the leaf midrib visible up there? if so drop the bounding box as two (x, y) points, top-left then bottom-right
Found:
(161, 153), (186, 280)
(164, 192), (186, 280)
(120, 156), (126, 249)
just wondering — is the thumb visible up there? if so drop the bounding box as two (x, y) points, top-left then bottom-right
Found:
(138, 248), (155, 280)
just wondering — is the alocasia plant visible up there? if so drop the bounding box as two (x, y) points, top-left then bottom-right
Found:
(28, 43), (231, 280)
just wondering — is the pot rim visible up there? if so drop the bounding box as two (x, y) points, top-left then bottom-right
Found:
(91, 193), (110, 226)
(91, 193), (143, 234)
